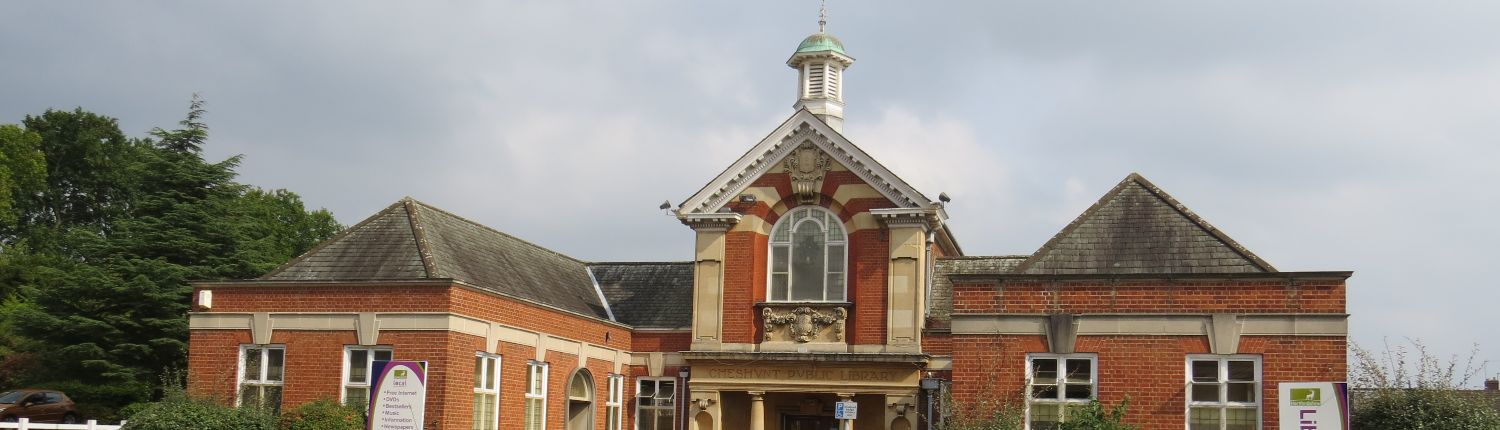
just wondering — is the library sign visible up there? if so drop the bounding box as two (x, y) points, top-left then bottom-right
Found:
(368, 361), (428, 430)
(1278, 382), (1349, 430)
(692, 365), (920, 389)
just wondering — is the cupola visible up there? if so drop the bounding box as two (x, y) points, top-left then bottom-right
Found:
(787, 6), (854, 133)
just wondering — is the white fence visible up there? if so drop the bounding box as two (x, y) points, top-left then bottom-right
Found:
(0, 418), (124, 430)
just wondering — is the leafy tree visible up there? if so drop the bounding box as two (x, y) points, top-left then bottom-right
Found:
(13, 108), (139, 237)
(0, 124), (46, 226)
(233, 188), (342, 276)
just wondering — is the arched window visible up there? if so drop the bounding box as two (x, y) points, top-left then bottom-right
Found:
(768, 206), (847, 301)
(566, 369), (594, 430)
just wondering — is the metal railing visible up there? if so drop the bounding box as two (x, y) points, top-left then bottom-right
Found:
(0, 418), (124, 429)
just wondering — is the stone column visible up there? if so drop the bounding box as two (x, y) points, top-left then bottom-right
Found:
(684, 214), (739, 351)
(749, 391), (766, 430)
(880, 214), (931, 353)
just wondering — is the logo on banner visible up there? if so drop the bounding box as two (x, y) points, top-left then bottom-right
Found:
(1292, 388), (1322, 406)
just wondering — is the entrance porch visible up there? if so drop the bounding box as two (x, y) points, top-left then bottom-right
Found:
(689, 391), (916, 430)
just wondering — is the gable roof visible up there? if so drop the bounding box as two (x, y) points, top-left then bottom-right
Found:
(678, 109), (938, 214)
(589, 262), (694, 329)
(263, 198), (611, 320)
(1012, 173), (1276, 275)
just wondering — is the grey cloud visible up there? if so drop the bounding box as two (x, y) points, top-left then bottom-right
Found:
(3, 0), (1498, 381)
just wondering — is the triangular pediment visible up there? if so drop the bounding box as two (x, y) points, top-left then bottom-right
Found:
(1012, 173), (1276, 275)
(679, 110), (937, 214)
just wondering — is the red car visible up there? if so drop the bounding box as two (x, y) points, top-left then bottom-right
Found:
(0, 390), (78, 424)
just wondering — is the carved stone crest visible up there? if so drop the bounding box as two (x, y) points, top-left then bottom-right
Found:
(763, 306), (846, 342)
(783, 141), (833, 204)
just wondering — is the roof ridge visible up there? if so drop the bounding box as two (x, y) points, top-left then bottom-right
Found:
(1010, 173), (1276, 274)
(587, 261), (694, 265)
(403, 198), (440, 278)
(258, 199), (416, 280)
(403, 198), (588, 265)
(937, 255), (1030, 260)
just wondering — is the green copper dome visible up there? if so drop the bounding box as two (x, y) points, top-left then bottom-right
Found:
(796, 33), (846, 55)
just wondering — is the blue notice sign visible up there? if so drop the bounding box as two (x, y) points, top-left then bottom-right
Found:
(834, 401), (858, 419)
(368, 361), (427, 430)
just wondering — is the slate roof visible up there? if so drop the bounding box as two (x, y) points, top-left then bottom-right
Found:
(929, 256), (1027, 325)
(262, 198), (611, 320)
(590, 262), (694, 329)
(1013, 173), (1276, 275)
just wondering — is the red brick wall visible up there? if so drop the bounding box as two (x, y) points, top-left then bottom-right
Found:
(722, 230), (764, 344)
(1251, 336), (1348, 430)
(850, 228), (888, 344)
(448, 287), (629, 348)
(496, 340), (537, 430)
(953, 279), (1346, 314)
(633, 332), (691, 353)
(204, 284), (452, 313)
(187, 329), (252, 401)
(950, 334), (1347, 430)
(190, 282), (635, 429)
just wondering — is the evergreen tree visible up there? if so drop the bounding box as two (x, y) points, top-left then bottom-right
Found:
(0, 98), (342, 413)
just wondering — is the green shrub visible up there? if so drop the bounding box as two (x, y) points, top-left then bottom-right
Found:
(1061, 396), (1137, 430)
(935, 387), (1024, 430)
(278, 398), (365, 430)
(1350, 339), (1500, 430)
(71, 403), (118, 424)
(1352, 387), (1500, 430)
(116, 402), (152, 422)
(119, 388), (275, 430)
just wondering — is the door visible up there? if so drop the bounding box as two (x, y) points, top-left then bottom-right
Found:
(783, 415), (837, 430)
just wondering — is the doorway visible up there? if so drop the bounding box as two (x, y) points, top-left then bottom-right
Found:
(782, 414), (837, 430)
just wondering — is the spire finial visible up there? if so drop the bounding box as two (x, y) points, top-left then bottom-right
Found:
(818, 0), (827, 33)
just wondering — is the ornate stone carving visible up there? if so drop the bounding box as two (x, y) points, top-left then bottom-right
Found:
(762, 306), (846, 342)
(782, 141), (833, 204)
(692, 397), (716, 410)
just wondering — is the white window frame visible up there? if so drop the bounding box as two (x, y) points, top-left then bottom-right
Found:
(1185, 355), (1263, 430)
(766, 206), (849, 302)
(635, 377), (678, 430)
(237, 344), (286, 412)
(341, 345), (394, 406)
(1025, 353), (1098, 429)
(606, 373), (625, 430)
(472, 352), (501, 430)
(524, 360), (549, 430)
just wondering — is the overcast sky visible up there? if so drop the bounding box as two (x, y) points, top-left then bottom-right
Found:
(4, 1), (1497, 382)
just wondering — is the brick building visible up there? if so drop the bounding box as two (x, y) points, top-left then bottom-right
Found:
(186, 25), (1348, 430)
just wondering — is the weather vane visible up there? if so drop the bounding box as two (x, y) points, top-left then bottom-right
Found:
(819, 0), (827, 33)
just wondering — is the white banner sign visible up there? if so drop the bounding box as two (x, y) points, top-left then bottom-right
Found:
(368, 361), (428, 430)
(1278, 382), (1348, 430)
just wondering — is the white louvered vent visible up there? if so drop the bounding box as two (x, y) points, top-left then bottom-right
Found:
(825, 65), (839, 99)
(808, 63), (826, 97)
